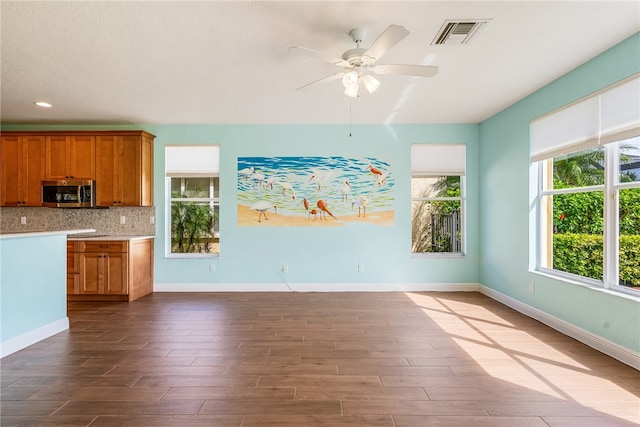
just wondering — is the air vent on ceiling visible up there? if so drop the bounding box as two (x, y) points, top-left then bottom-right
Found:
(432, 19), (489, 45)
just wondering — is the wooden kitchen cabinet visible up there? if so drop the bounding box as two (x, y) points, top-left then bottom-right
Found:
(80, 252), (128, 295)
(0, 135), (46, 206)
(68, 238), (154, 302)
(45, 135), (96, 180)
(66, 241), (80, 294)
(3, 131), (154, 207)
(95, 132), (154, 206)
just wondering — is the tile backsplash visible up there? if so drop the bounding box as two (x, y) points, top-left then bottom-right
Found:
(0, 206), (156, 235)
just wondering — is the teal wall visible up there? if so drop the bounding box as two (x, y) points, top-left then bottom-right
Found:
(479, 33), (640, 352)
(148, 124), (480, 286)
(0, 234), (67, 343)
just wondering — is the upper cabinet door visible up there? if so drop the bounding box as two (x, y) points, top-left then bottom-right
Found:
(23, 136), (46, 205)
(46, 136), (95, 180)
(68, 136), (96, 180)
(45, 136), (68, 180)
(1, 136), (22, 206)
(95, 134), (153, 207)
(1, 135), (45, 206)
(119, 135), (144, 206)
(95, 136), (119, 206)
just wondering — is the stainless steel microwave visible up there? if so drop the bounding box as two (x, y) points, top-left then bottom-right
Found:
(42, 180), (95, 208)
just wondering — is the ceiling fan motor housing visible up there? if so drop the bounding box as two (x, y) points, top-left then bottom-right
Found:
(342, 48), (370, 67)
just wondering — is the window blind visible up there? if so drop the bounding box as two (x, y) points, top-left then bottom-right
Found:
(166, 145), (219, 177)
(411, 144), (466, 175)
(530, 74), (640, 162)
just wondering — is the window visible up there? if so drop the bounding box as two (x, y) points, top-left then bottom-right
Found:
(165, 146), (220, 257)
(531, 75), (640, 294)
(411, 144), (466, 254)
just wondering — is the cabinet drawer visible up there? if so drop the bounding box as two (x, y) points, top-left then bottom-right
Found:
(67, 241), (78, 252)
(81, 241), (127, 253)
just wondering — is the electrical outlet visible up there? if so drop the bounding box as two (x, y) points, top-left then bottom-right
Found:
(358, 264), (365, 273)
(209, 264), (216, 273)
(120, 216), (126, 225)
(20, 216), (27, 225)
(150, 216), (155, 225)
(529, 282), (535, 293)
(282, 264), (288, 273)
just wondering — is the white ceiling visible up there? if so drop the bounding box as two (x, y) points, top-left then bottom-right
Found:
(1, 1), (638, 125)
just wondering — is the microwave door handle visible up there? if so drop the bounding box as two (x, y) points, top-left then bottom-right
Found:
(79, 186), (84, 202)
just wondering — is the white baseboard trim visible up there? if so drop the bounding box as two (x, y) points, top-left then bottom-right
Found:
(479, 285), (640, 371)
(1, 317), (69, 359)
(154, 282), (481, 293)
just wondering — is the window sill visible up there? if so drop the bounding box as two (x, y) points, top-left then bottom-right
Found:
(531, 269), (640, 302)
(411, 252), (466, 259)
(165, 253), (220, 259)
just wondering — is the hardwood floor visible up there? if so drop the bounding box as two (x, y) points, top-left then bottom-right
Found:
(1, 291), (639, 426)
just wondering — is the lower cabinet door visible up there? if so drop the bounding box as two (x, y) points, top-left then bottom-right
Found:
(80, 253), (102, 294)
(104, 253), (128, 294)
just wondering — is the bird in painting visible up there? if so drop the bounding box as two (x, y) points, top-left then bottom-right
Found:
(351, 196), (368, 217)
(250, 201), (277, 223)
(303, 198), (318, 220)
(341, 180), (351, 202)
(317, 199), (336, 220)
(376, 172), (388, 187)
(309, 170), (334, 191)
(265, 176), (280, 190)
(276, 181), (296, 201)
(368, 164), (383, 178)
(368, 164), (388, 186)
(251, 171), (266, 187)
(239, 166), (254, 180)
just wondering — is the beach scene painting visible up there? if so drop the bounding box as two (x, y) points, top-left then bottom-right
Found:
(237, 156), (394, 226)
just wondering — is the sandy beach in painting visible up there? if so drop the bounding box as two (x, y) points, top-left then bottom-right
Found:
(238, 205), (394, 226)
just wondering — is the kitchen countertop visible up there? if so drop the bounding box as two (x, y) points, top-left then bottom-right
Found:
(0, 229), (96, 240)
(0, 230), (155, 241)
(67, 234), (155, 241)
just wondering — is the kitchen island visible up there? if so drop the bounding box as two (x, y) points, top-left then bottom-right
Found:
(0, 229), (93, 357)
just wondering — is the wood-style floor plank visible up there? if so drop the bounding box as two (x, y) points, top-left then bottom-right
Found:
(1, 291), (638, 426)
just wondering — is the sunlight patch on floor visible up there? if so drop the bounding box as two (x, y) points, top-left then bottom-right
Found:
(404, 292), (640, 423)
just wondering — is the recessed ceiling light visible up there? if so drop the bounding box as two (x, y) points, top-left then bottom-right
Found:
(34, 101), (52, 108)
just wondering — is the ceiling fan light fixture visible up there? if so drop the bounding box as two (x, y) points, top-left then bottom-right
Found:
(362, 74), (380, 93)
(342, 71), (359, 88)
(344, 84), (359, 98)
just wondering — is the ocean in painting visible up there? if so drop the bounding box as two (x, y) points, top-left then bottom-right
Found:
(237, 156), (394, 226)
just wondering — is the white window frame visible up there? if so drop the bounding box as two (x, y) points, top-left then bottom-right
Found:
(165, 145), (220, 259)
(530, 74), (640, 297)
(411, 144), (466, 257)
(535, 140), (640, 296)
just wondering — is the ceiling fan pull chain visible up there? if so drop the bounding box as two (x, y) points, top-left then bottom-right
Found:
(349, 97), (352, 137)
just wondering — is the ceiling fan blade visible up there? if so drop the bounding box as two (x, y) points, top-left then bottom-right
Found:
(373, 64), (439, 78)
(295, 72), (345, 91)
(289, 46), (349, 67)
(363, 25), (409, 61)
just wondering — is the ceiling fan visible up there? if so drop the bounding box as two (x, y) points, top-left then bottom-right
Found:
(290, 24), (438, 98)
